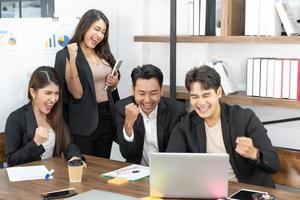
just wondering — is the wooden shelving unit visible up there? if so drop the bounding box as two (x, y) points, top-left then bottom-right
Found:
(162, 86), (300, 109)
(134, 35), (300, 44)
(136, 0), (300, 111)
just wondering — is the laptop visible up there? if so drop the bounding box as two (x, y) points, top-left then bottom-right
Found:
(150, 152), (229, 199)
(65, 189), (138, 200)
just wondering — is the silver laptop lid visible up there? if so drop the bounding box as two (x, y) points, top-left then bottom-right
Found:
(150, 152), (229, 199)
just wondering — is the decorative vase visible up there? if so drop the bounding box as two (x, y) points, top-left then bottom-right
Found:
(216, 28), (221, 36)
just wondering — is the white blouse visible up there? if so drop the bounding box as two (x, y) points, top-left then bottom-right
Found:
(41, 128), (55, 160)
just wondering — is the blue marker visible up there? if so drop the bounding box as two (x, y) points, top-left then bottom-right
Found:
(45, 169), (55, 180)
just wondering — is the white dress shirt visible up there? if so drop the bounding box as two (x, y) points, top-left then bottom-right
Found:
(205, 120), (237, 182)
(123, 106), (159, 166)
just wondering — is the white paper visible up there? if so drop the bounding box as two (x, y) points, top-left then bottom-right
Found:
(102, 164), (149, 181)
(6, 165), (53, 182)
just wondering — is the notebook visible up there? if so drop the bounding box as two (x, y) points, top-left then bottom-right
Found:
(65, 189), (138, 200)
(149, 152), (229, 199)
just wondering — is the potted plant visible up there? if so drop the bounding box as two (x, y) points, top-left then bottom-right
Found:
(216, 20), (221, 36)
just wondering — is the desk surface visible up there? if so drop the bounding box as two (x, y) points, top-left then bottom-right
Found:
(0, 155), (299, 199)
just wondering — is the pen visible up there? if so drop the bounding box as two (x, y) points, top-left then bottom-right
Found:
(45, 169), (55, 180)
(117, 170), (140, 175)
(115, 166), (138, 173)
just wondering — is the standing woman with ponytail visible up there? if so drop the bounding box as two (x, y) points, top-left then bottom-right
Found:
(5, 66), (81, 166)
(54, 9), (120, 158)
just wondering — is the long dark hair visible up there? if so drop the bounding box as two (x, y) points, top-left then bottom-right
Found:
(69, 9), (116, 67)
(28, 66), (70, 157)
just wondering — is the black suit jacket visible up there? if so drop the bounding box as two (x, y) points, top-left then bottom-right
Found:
(54, 47), (119, 137)
(167, 103), (280, 188)
(5, 102), (81, 166)
(116, 96), (187, 164)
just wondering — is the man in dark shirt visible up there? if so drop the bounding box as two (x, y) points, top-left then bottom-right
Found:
(116, 64), (186, 165)
(167, 65), (280, 188)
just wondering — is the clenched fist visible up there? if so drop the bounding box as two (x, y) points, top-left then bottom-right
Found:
(124, 103), (140, 137)
(235, 136), (258, 160)
(67, 43), (78, 59)
(34, 126), (50, 146)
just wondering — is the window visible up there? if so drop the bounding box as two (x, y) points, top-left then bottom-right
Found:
(0, 0), (54, 18)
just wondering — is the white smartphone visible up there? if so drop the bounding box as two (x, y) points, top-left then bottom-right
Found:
(104, 59), (123, 91)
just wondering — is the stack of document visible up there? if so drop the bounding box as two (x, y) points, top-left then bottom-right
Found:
(101, 164), (149, 181)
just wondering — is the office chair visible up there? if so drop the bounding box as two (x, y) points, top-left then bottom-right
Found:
(0, 133), (5, 168)
(272, 147), (300, 190)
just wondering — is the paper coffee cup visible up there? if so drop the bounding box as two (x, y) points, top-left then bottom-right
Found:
(68, 159), (86, 182)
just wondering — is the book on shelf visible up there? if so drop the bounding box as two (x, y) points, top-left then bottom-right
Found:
(199, 0), (216, 35)
(245, 0), (281, 36)
(205, 0), (216, 35)
(273, 59), (283, 99)
(266, 59), (275, 98)
(259, 0), (268, 35)
(252, 58), (261, 97)
(289, 59), (300, 100)
(199, 0), (206, 35)
(245, 0), (260, 35)
(260, 59), (268, 97)
(275, 0), (300, 36)
(288, 0), (300, 26)
(188, 0), (194, 35)
(187, 0), (217, 36)
(266, 0), (281, 36)
(246, 57), (300, 100)
(246, 58), (254, 96)
(193, 0), (200, 35)
(261, 0), (282, 36)
(282, 59), (290, 99)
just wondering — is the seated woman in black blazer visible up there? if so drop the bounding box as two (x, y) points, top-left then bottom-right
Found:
(5, 66), (81, 166)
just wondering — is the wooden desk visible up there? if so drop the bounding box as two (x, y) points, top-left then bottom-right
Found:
(0, 156), (299, 199)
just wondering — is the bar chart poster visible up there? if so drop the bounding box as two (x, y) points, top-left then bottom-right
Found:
(43, 19), (78, 50)
(44, 34), (70, 48)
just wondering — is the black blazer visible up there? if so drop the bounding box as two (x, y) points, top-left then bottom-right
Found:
(5, 102), (81, 166)
(167, 102), (280, 188)
(54, 47), (119, 137)
(116, 96), (187, 164)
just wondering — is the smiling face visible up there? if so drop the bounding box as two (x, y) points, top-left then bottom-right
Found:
(30, 82), (60, 115)
(82, 19), (107, 49)
(132, 78), (163, 116)
(189, 82), (222, 123)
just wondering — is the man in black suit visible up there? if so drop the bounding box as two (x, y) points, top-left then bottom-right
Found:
(116, 64), (186, 165)
(167, 65), (280, 188)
